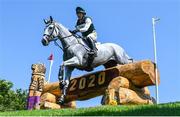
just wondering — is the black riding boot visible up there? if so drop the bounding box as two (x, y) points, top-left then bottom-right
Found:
(86, 37), (97, 57)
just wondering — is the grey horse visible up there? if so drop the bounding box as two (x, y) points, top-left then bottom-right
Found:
(41, 16), (132, 104)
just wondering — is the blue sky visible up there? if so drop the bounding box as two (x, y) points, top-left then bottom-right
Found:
(0, 0), (179, 108)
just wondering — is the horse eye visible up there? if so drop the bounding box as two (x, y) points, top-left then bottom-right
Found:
(49, 27), (53, 30)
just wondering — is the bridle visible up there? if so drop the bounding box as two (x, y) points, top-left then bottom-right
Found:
(44, 22), (73, 51)
(44, 22), (87, 52)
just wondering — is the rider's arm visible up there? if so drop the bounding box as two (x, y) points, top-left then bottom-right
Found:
(76, 18), (92, 32)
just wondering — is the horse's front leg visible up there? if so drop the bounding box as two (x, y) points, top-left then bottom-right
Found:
(58, 57), (80, 105)
(58, 66), (74, 104)
(58, 65), (64, 89)
(63, 56), (81, 66)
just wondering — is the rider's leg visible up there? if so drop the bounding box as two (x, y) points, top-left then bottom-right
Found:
(86, 37), (97, 56)
(86, 37), (95, 50)
(86, 32), (97, 55)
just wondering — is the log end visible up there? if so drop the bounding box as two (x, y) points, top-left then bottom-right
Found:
(117, 60), (160, 87)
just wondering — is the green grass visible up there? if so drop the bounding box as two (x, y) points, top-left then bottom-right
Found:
(0, 102), (180, 116)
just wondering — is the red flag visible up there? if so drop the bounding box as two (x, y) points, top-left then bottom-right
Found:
(48, 53), (53, 60)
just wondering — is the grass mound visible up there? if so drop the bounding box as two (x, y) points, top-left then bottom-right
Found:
(0, 102), (179, 116)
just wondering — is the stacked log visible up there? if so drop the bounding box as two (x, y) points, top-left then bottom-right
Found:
(101, 76), (156, 105)
(41, 93), (56, 103)
(28, 60), (160, 109)
(101, 60), (160, 105)
(40, 92), (76, 109)
(42, 60), (159, 105)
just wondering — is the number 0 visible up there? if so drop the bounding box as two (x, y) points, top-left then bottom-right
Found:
(98, 72), (105, 85)
(79, 77), (86, 89)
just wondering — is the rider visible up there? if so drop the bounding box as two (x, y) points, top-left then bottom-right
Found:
(71, 7), (97, 56)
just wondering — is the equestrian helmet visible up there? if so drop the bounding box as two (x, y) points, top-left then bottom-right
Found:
(76, 7), (86, 15)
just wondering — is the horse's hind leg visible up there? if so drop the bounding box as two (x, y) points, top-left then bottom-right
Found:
(114, 46), (132, 64)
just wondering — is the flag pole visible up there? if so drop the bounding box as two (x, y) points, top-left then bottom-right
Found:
(152, 17), (160, 104)
(47, 54), (54, 83)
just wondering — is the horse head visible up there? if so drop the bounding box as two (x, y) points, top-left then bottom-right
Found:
(41, 16), (60, 46)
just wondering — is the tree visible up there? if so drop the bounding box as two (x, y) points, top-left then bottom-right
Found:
(0, 79), (28, 111)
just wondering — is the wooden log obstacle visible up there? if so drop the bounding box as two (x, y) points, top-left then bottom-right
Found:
(27, 60), (160, 109)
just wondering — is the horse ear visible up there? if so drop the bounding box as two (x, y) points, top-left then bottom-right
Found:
(50, 16), (53, 22)
(43, 19), (48, 24)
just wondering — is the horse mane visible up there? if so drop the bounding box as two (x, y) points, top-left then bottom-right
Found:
(54, 21), (70, 34)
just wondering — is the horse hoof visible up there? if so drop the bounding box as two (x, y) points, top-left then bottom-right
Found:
(58, 96), (65, 105)
(58, 100), (64, 105)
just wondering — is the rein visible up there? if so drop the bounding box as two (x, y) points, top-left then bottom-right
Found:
(53, 37), (72, 51)
(50, 23), (74, 51)
(47, 22), (87, 52)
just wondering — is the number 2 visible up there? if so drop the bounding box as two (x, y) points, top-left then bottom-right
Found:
(69, 79), (77, 91)
(88, 75), (95, 88)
